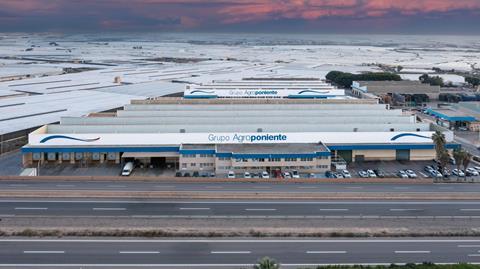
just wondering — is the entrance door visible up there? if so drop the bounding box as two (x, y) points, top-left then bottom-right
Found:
(396, 150), (410, 161)
(337, 150), (353, 163)
(151, 157), (166, 168)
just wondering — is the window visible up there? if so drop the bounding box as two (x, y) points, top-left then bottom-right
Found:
(218, 157), (231, 161)
(183, 154), (196, 158)
(317, 156), (329, 160)
(284, 158), (297, 162)
(269, 158), (281, 162)
(190, 163), (196, 167)
(181, 163), (187, 168)
(199, 154), (214, 158)
(300, 158), (314, 162)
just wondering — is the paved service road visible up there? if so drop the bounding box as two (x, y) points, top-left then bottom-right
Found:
(4, 199), (480, 219)
(1, 181), (479, 193)
(2, 238), (480, 267)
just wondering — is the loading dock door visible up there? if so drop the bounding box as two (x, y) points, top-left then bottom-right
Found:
(337, 150), (352, 163)
(396, 149), (410, 161)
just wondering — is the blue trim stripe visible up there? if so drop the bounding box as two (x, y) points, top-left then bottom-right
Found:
(390, 133), (431, 141)
(22, 147), (180, 153)
(180, 149), (216, 155)
(183, 95), (218, 99)
(328, 143), (460, 150)
(40, 135), (100, 144)
(426, 108), (476, 122)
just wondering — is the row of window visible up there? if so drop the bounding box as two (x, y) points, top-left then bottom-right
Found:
(181, 162), (214, 168)
(184, 155), (329, 161)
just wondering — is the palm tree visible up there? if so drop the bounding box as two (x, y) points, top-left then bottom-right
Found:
(432, 131), (446, 161)
(254, 257), (281, 269)
(453, 148), (466, 181)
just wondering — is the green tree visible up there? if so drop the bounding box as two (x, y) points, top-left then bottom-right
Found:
(254, 257), (280, 269)
(465, 76), (480, 87)
(419, 74), (444, 86)
(453, 148), (466, 180)
(431, 131), (446, 160)
(397, 66), (404, 72)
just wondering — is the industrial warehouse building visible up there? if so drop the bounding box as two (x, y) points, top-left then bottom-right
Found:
(22, 97), (458, 176)
(184, 78), (346, 99)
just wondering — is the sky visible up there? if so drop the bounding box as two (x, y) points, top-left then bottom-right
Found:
(0, 0), (480, 34)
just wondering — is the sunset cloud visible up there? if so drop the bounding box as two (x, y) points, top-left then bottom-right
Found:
(0, 0), (479, 33)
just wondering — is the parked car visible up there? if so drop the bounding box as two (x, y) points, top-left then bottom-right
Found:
(429, 169), (442, 178)
(452, 169), (465, 177)
(397, 170), (408, 178)
(466, 168), (479, 176)
(458, 126), (468, 131)
(424, 166), (435, 173)
(183, 172), (191, 177)
(209, 172), (216, 178)
(367, 169), (377, 178)
(405, 169), (417, 178)
(373, 169), (385, 178)
(334, 172), (344, 178)
(121, 162), (134, 176)
(283, 172), (292, 179)
(474, 166), (480, 173)
(244, 172), (252, 179)
(262, 171), (270, 179)
(227, 171), (235, 179)
(442, 169), (451, 178)
(292, 170), (300, 179)
(309, 173), (316, 179)
(326, 171), (334, 178)
(192, 171), (200, 177)
(449, 157), (456, 165)
(175, 171), (182, 177)
(358, 170), (369, 178)
(341, 170), (351, 178)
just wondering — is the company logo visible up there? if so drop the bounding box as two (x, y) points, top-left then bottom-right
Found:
(189, 90), (215, 95)
(228, 90), (279, 96)
(297, 90), (330, 95)
(390, 133), (431, 141)
(40, 135), (100, 144)
(208, 133), (287, 143)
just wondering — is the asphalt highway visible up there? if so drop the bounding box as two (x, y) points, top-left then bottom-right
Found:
(2, 238), (480, 268)
(0, 181), (478, 193)
(3, 199), (480, 219)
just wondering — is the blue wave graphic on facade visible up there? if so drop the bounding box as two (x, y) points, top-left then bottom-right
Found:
(390, 133), (431, 141)
(297, 90), (330, 95)
(189, 90), (215, 94)
(40, 135), (100, 144)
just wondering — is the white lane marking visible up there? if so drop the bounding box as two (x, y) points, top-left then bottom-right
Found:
(4, 200), (480, 205)
(0, 263), (479, 267)
(119, 251), (160, 254)
(395, 251), (431, 254)
(459, 245), (480, 247)
(394, 187), (411, 190)
(56, 184), (75, 187)
(9, 184), (28, 187)
(253, 187), (271, 189)
(345, 187), (363, 189)
(319, 209), (349, 211)
(179, 208), (211, 210)
(469, 254), (480, 257)
(4, 239), (480, 243)
(298, 186), (318, 189)
(205, 186), (223, 189)
(23, 251), (65, 254)
(210, 251), (251, 254)
(154, 185), (175, 188)
(389, 209), (423, 211)
(306, 251), (347, 254)
(0, 214), (15, 217)
(92, 208), (126, 211)
(460, 209), (480, 211)
(245, 208), (277, 211)
(438, 187), (454, 190)
(14, 207), (47, 210)
(107, 185), (126, 188)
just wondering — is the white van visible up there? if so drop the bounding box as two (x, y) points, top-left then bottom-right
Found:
(121, 162), (134, 176)
(227, 171), (236, 179)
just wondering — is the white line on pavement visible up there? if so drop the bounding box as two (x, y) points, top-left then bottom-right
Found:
(107, 185), (126, 188)
(395, 251), (431, 254)
(210, 251), (251, 254)
(319, 209), (349, 211)
(306, 251), (347, 254)
(92, 208), (126, 211)
(459, 245), (480, 248)
(119, 251), (160, 254)
(460, 209), (480, 211)
(23, 251), (65, 254)
(56, 185), (75, 187)
(345, 187), (363, 189)
(245, 208), (277, 211)
(298, 186), (318, 189)
(9, 184), (28, 187)
(389, 209), (423, 211)
(14, 207), (47, 210)
(4, 239), (480, 243)
(179, 208), (211, 210)
(469, 254), (480, 257)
